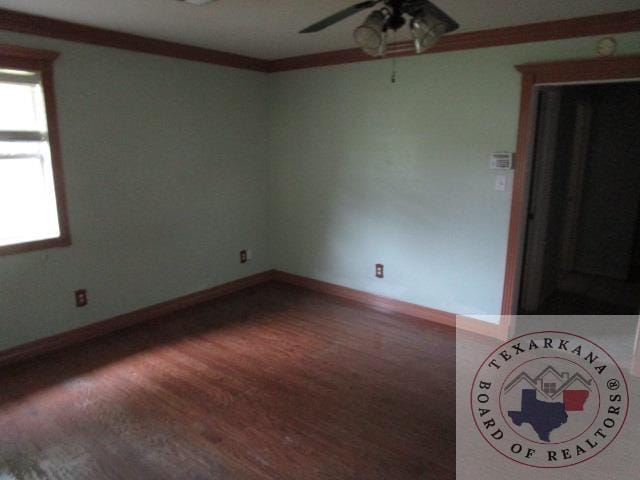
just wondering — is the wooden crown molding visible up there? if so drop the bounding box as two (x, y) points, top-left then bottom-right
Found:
(267, 9), (640, 72)
(0, 43), (58, 61)
(0, 8), (269, 72)
(1, 8), (640, 73)
(516, 55), (640, 83)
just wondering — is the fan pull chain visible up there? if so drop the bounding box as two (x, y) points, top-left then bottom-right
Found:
(390, 31), (398, 83)
(391, 56), (397, 83)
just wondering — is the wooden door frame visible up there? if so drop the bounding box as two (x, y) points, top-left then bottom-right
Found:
(519, 89), (563, 313)
(499, 55), (640, 339)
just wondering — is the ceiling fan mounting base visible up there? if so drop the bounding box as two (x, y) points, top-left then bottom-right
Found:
(386, 14), (406, 31)
(300, 0), (459, 34)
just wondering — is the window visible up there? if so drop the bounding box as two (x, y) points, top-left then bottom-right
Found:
(0, 46), (69, 255)
(542, 382), (556, 395)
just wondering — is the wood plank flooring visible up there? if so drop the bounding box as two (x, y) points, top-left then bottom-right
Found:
(0, 283), (455, 479)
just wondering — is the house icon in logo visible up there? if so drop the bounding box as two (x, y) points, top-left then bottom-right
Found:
(503, 366), (592, 401)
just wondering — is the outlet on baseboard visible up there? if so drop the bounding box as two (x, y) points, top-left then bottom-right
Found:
(75, 289), (88, 307)
(376, 264), (384, 278)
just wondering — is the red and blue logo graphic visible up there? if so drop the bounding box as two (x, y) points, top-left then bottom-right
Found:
(471, 332), (628, 468)
(505, 365), (592, 443)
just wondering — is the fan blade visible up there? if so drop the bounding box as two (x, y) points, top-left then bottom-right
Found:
(300, 1), (382, 33)
(421, 0), (459, 32)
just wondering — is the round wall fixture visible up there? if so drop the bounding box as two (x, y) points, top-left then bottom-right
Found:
(596, 37), (617, 57)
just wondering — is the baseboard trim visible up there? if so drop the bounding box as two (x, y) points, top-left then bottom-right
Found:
(0, 270), (274, 368)
(1, 269), (507, 368)
(272, 270), (506, 340)
(273, 270), (454, 325)
(456, 315), (505, 341)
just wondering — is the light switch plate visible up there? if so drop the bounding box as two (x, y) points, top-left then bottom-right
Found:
(495, 175), (507, 191)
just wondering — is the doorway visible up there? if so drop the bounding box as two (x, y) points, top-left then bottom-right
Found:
(518, 81), (640, 315)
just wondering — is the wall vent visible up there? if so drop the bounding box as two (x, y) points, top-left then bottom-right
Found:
(490, 152), (514, 170)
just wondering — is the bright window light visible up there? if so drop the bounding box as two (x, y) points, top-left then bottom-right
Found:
(0, 73), (61, 248)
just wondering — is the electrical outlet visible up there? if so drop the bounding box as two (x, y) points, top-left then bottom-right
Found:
(376, 264), (384, 278)
(240, 250), (248, 263)
(75, 289), (88, 307)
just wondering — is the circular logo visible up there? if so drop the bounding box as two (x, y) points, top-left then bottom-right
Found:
(470, 331), (629, 468)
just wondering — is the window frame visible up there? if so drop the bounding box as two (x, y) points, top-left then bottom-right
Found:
(0, 45), (70, 256)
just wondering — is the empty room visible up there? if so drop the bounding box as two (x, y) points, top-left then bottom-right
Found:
(0, 1), (639, 479)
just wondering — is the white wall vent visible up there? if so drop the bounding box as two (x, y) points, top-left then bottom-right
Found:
(490, 152), (514, 170)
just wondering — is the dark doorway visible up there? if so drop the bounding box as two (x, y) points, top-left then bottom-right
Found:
(519, 81), (640, 315)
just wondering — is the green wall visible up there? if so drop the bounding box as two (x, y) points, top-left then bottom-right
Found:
(0, 31), (270, 351)
(267, 32), (640, 318)
(2, 28), (640, 351)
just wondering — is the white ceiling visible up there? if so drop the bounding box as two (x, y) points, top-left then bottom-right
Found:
(0, 0), (638, 60)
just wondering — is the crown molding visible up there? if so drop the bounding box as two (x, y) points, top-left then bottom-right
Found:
(268, 9), (640, 72)
(516, 55), (640, 83)
(1, 8), (639, 73)
(0, 43), (58, 61)
(0, 7), (270, 72)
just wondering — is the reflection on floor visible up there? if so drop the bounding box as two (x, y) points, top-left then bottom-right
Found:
(0, 283), (455, 480)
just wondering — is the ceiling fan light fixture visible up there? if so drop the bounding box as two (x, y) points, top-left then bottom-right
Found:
(353, 10), (387, 55)
(362, 32), (388, 58)
(301, 1), (459, 58)
(410, 15), (446, 53)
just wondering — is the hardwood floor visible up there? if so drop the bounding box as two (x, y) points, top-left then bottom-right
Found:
(0, 283), (455, 479)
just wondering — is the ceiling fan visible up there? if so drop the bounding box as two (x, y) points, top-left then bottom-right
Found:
(300, 0), (459, 57)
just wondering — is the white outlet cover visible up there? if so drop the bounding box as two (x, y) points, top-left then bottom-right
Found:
(495, 175), (507, 191)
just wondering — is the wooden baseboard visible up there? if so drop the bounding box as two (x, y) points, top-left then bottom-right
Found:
(0, 268), (508, 368)
(455, 315), (506, 341)
(0, 270), (274, 368)
(272, 270), (507, 340)
(273, 270), (457, 327)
